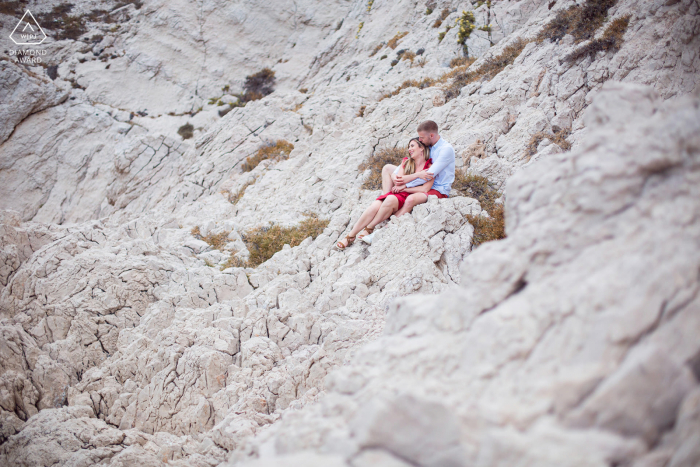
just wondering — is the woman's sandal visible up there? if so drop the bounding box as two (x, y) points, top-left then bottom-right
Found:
(357, 227), (374, 240)
(336, 234), (356, 250)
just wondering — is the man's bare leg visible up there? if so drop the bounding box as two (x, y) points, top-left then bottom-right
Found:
(381, 164), (398, 193)
(395, 193), (428, 217)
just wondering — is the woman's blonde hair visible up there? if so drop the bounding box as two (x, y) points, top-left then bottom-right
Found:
(403, 137), (429, 176)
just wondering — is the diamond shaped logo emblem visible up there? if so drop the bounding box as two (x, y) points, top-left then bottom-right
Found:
(9, 10), (47, 45)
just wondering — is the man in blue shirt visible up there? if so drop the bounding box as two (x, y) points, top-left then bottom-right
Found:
(381, 120), (455, 217)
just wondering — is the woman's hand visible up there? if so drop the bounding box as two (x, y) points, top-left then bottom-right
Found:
(391, 185), (405, 193)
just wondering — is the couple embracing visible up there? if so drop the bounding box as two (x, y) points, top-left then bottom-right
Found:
(337, 120), (455, 249)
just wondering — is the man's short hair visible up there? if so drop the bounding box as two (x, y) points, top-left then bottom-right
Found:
(417, 120), (438, 133)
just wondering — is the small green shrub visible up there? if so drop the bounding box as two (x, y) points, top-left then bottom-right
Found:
(178, 123), (194, 140)
(387, 31), (408, 49)
(358, 147), (405, 190)
(380, 54), (387, 60)
(390, 59), (399, 66)
(456, 11), (476, 55)
(232, 213), (329, 268)
(241, 140), (294, 172)
(356, 21), (364, 39)
(366, 0), (374, 12)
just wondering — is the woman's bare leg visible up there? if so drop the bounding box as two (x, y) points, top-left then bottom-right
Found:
(367, 196), (399, 229)
(347, 200), (383, 237)
(382, 164), (398, 193)
(395, 193), (428, 217)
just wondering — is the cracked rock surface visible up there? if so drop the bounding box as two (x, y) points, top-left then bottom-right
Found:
(0, 0), (699, 465)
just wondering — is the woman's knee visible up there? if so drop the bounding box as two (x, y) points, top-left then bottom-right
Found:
(382, 197), (399, 209)
(406, 194), (427, 206)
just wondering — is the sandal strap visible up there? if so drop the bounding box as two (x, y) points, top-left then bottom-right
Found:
(337, 235), (355, 249)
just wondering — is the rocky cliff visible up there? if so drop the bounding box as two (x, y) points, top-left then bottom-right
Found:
(1, 0), (699, 466)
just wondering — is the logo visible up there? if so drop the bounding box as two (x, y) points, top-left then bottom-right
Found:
(9, 10), (47, 45)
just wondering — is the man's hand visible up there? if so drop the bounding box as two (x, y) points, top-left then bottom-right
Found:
(414, 169), (434, 181)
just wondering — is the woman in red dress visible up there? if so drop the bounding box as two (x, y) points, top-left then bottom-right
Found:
(336, 137), (435, 250)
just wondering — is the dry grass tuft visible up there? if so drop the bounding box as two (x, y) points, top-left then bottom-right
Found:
(37, 4), (87, 40)
(191, 226), (231, 251)
(450, 56), (476, 68)
(370, 43), (385, 57)
(452, 172), (500, 212)
(380, 77), (435, 100)
(357, 105), (367, 118)
(524, 127), (571, 159)
(219, 253), (247, 270)
(358, 147), (406, 190)
(537, 0), (617, 44)
(0, 1), (27, 15)
(379, 39), (527, 103)
(402, 51), (417, 63)
(444, 38), (528, 101)
(242, 68), (275, 100)
(223, 179), (256, 205)
(565, 15), (630, 62)
(241, 140), (294, 172)
(466, 204), (505, 247)
(452, 171), (506, 247)
(178, 123), (194, 140)
(432, 8), (451, 28)
(236, 213), (329, 268)
(387, 31), (409, 49)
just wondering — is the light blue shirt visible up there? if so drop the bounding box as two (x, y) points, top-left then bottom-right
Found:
(427, 137), (455, 196)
